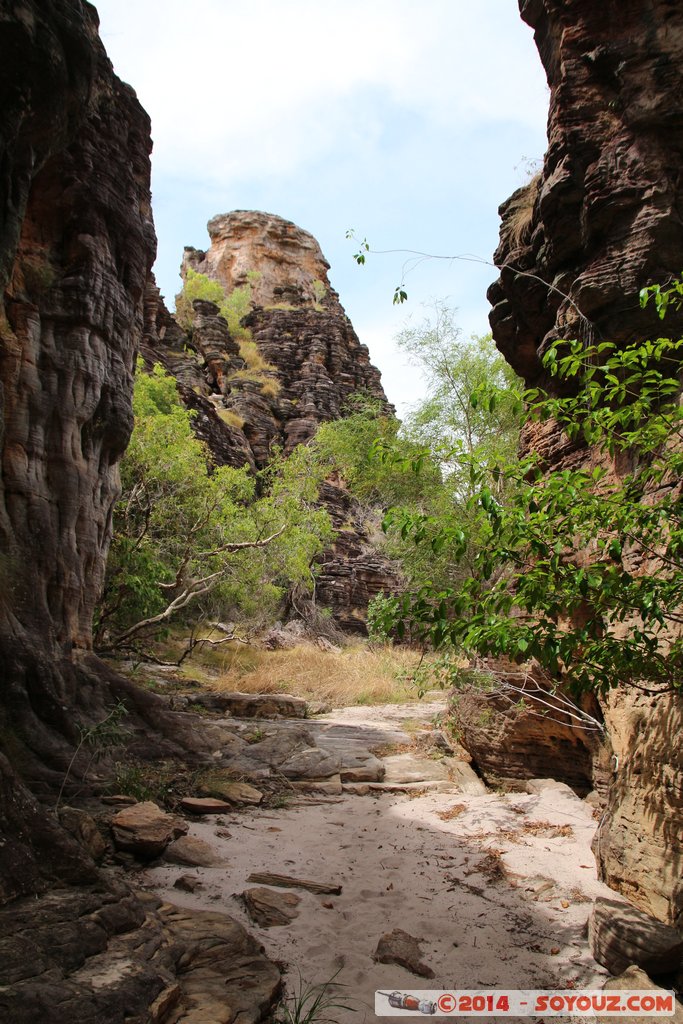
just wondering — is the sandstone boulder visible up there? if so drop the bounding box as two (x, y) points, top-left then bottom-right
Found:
(111, 802), (188, 858)
(603, 966), (683, 1024)
(373, 929), (435, 979)
(589, 898), (683, 977)
(242, 887), (301, 928)
(203, 780), (264, 805)
(174, 874), (203, 893)
(165, 836), (220, 867)
(179, 797), (233, 815)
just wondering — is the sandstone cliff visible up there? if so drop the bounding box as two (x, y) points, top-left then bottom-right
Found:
(486, 0), (683, 926)
(144, 210), (400, 631)
(0, 0), (155, 888)
(0, 4), (281, 1019)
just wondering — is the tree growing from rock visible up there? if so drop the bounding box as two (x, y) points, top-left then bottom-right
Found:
(95, 362), (333, 655)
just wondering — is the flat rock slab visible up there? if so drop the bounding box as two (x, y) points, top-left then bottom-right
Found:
(196, 772), (264, 804)
(382, 753), (452, 784)
(343, 780), (458, 796)
(217, 781), (264, 805)
(164, 835), (220, 867)
(290, 774), (343, 795)
(374, 928), (435, 979)
(279, 746), (340, 781)
(242, 727), (315, 766)
(243, 887), (301, 927)
(247, 871), (342, 895)
(603, 966), (683, 1024)
(339, 750), (385, 783)
(189, 691), (307, 719)
(180, 796), (233, 815)
(111, 801), (188, 858)
(590, 897), (683, 976)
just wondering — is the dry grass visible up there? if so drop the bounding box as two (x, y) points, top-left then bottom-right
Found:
(217, 408), (246, 429)
(238, 339), (277, 374)
(212, 642), (430, 706)
(521, 820), (574, 839)
(503, 171), (541, 250)
(437, 803), (467, 822)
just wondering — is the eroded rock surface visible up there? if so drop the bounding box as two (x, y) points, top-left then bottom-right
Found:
(0, 4), (282, 1019)
(143, 212), (401, 631)
(487, 0), (683, 923)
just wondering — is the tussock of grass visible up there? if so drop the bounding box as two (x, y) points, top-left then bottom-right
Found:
(215, 642), (428, 706)
(503, 171), (541, 250)
(217, 408), (246, 429)
(238, 339), (276, 374)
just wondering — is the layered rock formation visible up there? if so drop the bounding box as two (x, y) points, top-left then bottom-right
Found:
(144, 210), (400, 630)
(487, 0), (683, 925)
(0, 3), (282, 1017)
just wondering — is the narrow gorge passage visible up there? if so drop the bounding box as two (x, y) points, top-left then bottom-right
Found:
(140, 700), (614, 1023)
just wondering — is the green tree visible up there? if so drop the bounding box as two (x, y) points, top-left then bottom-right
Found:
(381, 278), (683, 695)
(397, 303), (522, 483)
(96, 362), (332, 652)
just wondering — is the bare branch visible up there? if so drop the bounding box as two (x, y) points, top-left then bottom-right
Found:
(196, 524), (286, 558)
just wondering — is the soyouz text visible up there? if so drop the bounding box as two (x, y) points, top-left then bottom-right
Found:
(374, 989), (677, 1016)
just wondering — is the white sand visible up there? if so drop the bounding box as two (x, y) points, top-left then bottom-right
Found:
(139, 704), (614, 1023)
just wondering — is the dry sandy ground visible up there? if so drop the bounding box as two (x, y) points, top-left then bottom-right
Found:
(140, 703), (614, 1023)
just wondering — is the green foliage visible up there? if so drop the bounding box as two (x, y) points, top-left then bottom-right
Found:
(383, 278), (683, 695)
(276, 970), (353, 1024)
(297, 310), (523, 599)
(56, 702), (130, 807)
(96, 362), (333, 648)
(397, 304), (522, 478)
(175, 268), (253, 342)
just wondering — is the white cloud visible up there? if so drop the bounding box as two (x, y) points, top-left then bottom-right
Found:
(96, 0), (548, 187)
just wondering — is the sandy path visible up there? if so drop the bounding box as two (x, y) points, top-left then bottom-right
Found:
(140, 702), (613, 1022)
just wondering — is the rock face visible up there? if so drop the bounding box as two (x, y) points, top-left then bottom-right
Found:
(144, 210), (401, 630)
(0, 0), (155, 896)
(488, 0), (683, 924)
(589, 897), (683, 977)
(184, 210), (337, 311)
(0, 5), (282, 1020)
(452, 662), (607, 796)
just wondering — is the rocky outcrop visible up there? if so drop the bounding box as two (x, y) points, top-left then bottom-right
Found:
(0, 887), (281, 1024)
(144, 211), (401, 630)
(487, 0), (683, 924)
(0, 4), (283, 1019)
(183, 209), (342, 312)
(589, 897), (683, 977)
(0, 0), (156, 885)
(452, 663), (606, 796)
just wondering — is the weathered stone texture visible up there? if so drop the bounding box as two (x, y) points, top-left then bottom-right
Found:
(145, 211), (400, 630)
(488, 0), (683, 923)
(0, 6), (283, 1021)
(183, 209), (340, 311)
(453, 663), (605, 796)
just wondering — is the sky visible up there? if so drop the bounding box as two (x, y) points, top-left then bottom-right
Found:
(94, 0), (549, 417)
